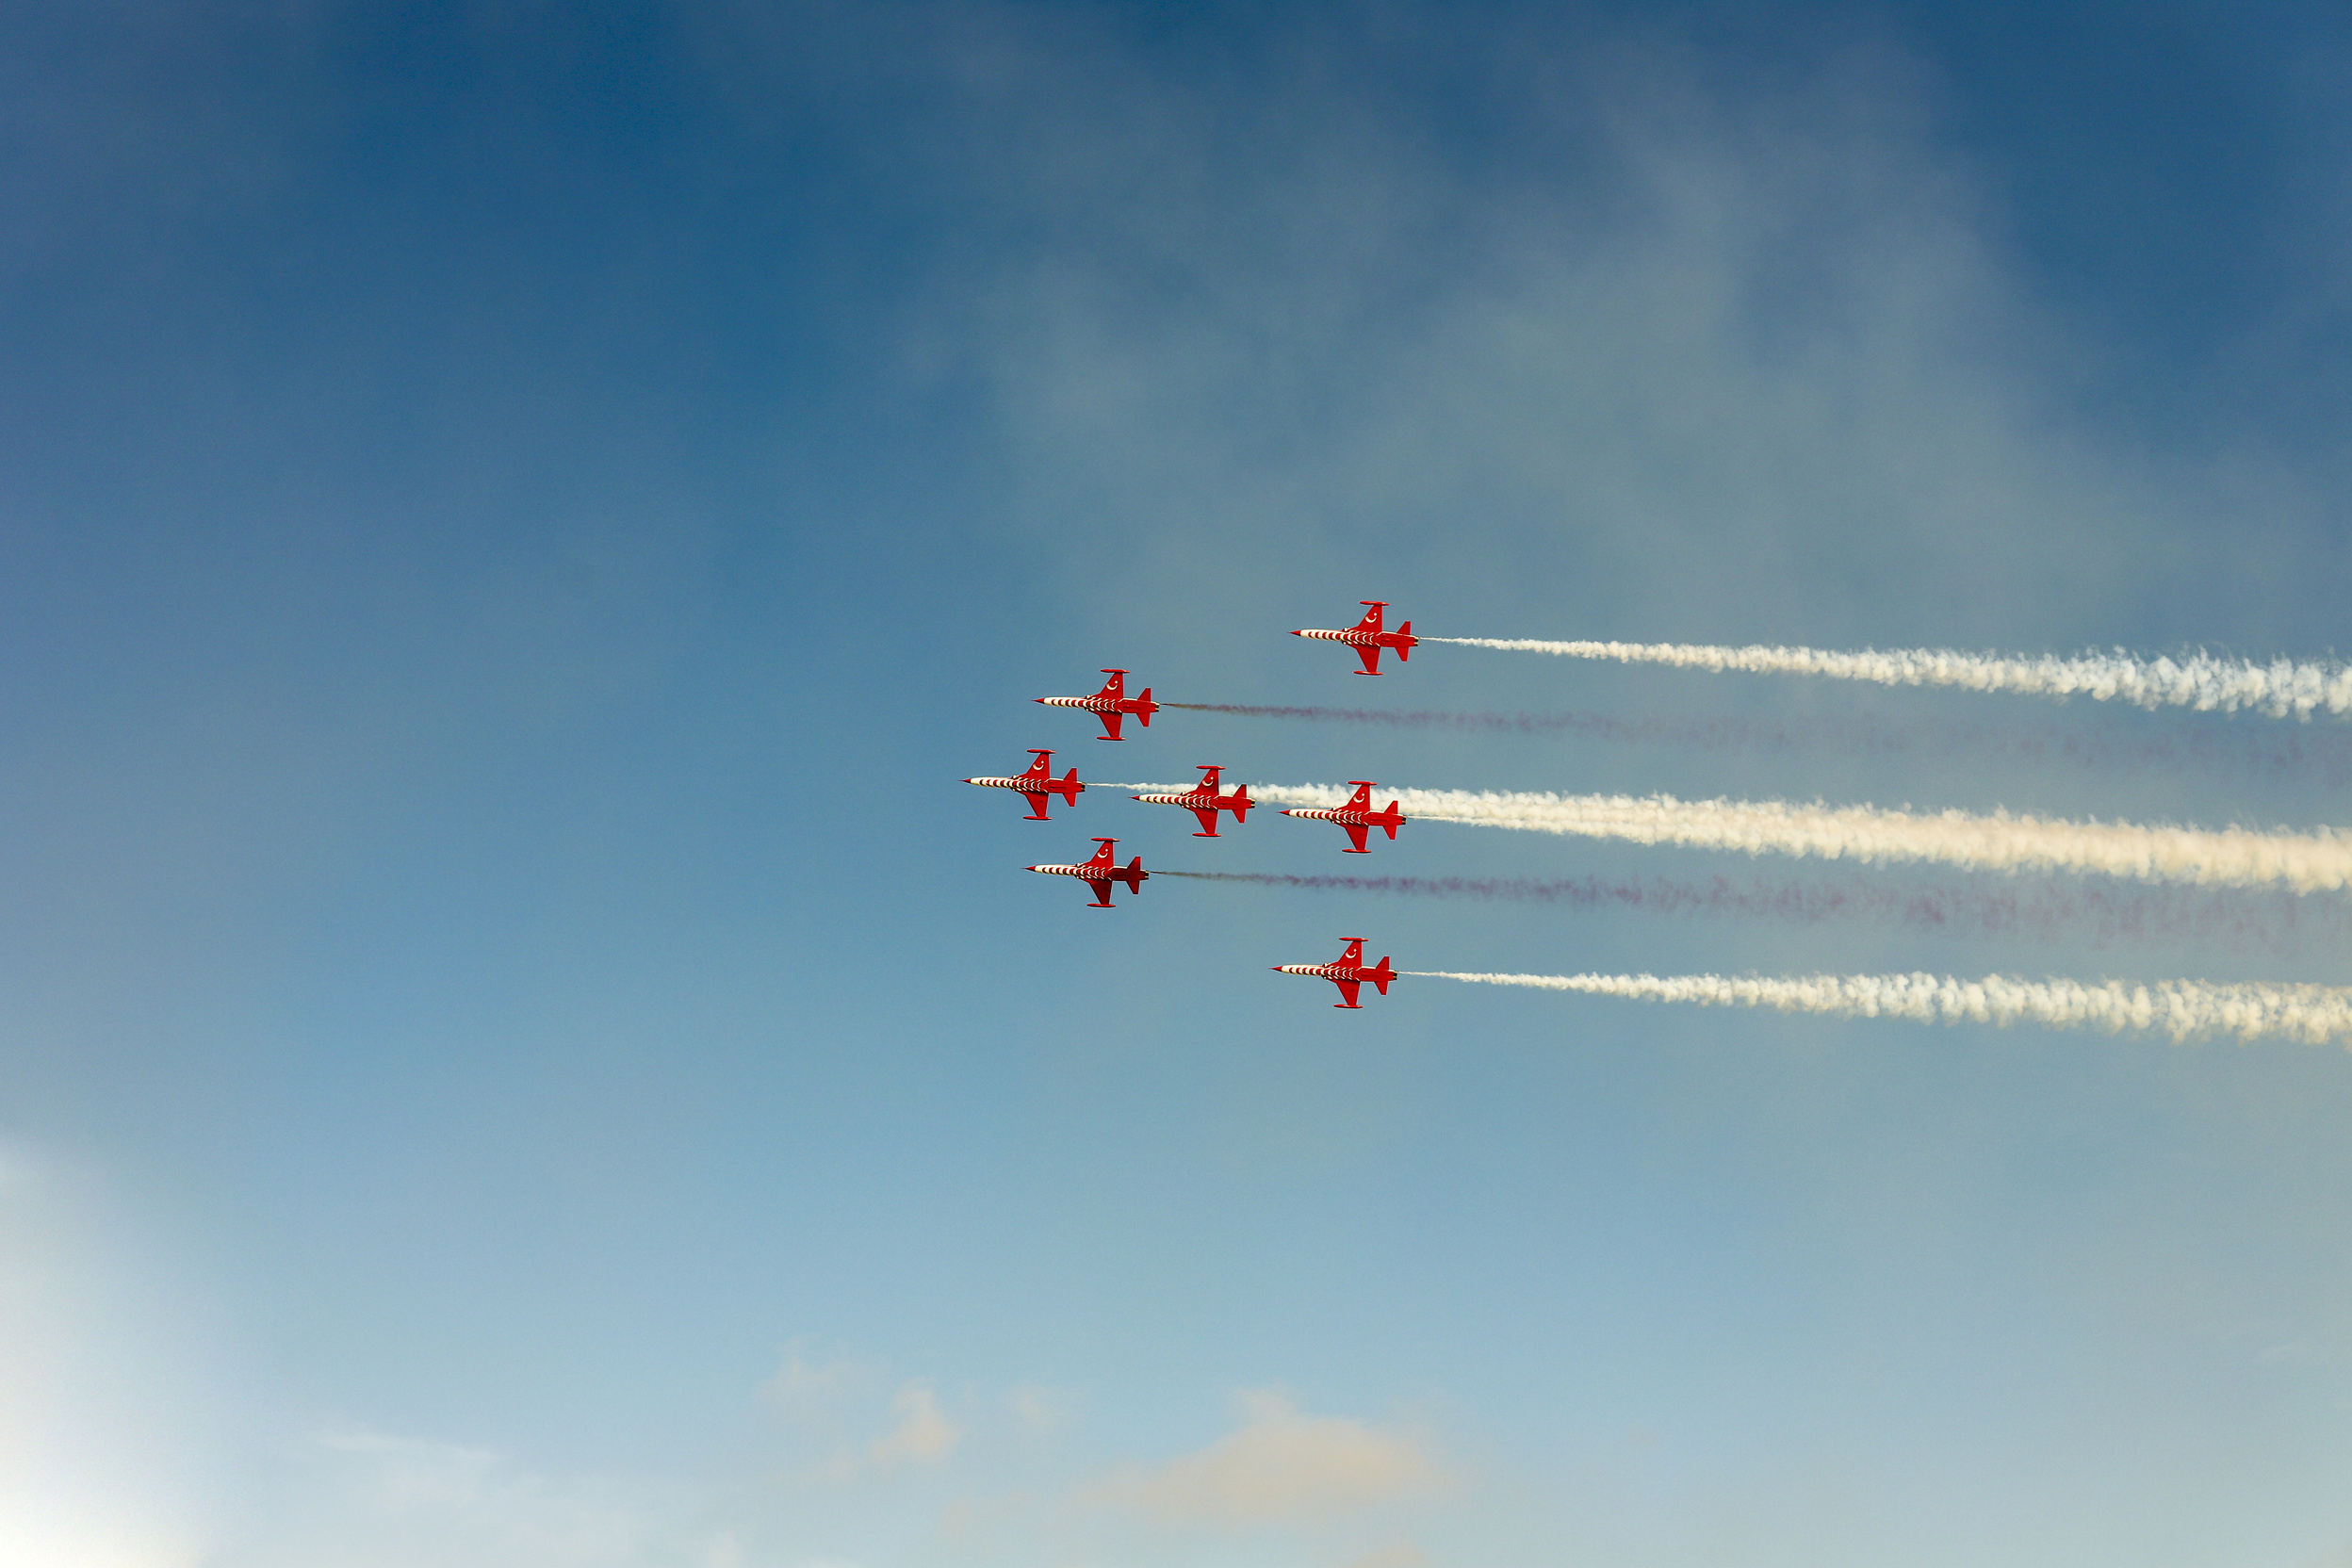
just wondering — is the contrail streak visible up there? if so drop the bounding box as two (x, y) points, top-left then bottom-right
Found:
(1112, 783), (2352, 892)
(1160, 703), (2352, 779)
(1419, 638), (2352, 719)
(1152, 870), (2345, 950)
(1401, 970), (2352, 1043)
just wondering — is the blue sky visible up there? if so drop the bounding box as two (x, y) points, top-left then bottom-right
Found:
(5, 2), (2352, 1563)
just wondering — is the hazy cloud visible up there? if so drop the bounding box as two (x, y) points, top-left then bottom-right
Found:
(264, 1423), (739, 1568)
(760, 1337), (874, 1414)
(1331, 1544), (1429, 1568)
(1078, 1389), (1448, 1525)
(869, 1381), (961, 1466)
(1005, 1381), (1080, 1433)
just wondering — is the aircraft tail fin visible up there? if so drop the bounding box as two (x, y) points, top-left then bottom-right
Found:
(1396, 622), (1411, 659)
(1135, 689), (1152, 725)
(1229, 784), (1252, 823)
(1056, 768), (1083, 805)
(1368, 958), (1394, 995)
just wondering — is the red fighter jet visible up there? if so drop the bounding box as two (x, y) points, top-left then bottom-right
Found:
(1028, 837), (1150, 908)
(1274, 937), (1397, 1008)
(1131, 765), (1254, 837)
(1037, 669), (1160, 740)
(964, 749), (1086, 821)
(1282, 781), (1407, 854)
(1292, 601), (1419, 675)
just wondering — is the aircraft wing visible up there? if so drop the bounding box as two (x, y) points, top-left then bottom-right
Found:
(1085, 877), (1115, 906)
(1344, 822), (1371, 853)
(1098, 710), (1123, 741)
(1332, 977), (1363, 1007)
(1354, 644), (1381, 675)
(1021, 791), (1053, 820)
(1188, 807), (1221, 836)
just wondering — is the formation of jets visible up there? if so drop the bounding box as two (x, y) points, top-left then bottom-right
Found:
(1292, 600), (1418, 675)
(962, 749), (1086, 820)
(1279, 780), (1407, 854)
(1273, 938), (1396, 1008)
(1131, 765), (1254, 837)
(1026, 837), (1150, 908)
(1036, 668), (1160, 740)
(972, 601), (1428, 1004)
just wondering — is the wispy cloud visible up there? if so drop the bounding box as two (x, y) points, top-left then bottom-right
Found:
(1330, 1544), (1429, 1568)
(792, 1376), (966, 1486)
(869, 1381), (961, 1467)
(760, 1337), (874, 1413)
(1076, 1389), (1448, 1526)
(288, 1423), (724, 1567)
(1006, 1382), (1081, 1434)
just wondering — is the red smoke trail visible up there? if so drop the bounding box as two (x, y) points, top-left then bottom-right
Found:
(1158, 703), (2352, 780)
(1153, 870), (2344, 951)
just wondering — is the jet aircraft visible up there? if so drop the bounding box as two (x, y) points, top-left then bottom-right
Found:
(964, 749), (1086, 821)
(1037, 669), (1160, 740)
(1281, 781), (1407, 854)
(1292, 601), (1418, 675)
(1274, 937), (1397, 1008)
(1131, 765), (1254, 837)
(1028, 837), (1150, 907)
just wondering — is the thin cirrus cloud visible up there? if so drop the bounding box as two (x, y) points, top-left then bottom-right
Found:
(867, 1382), (962, 1467)
(793, 1379), (965, 1486)
(1074, 1388), (1449, 1526)
(759, 1338), (874, 1413)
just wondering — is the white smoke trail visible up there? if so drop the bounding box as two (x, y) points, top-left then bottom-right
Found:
(1402, 970), (2352, 1044)
(1420, 638), (2352, 719)
(1103, 782), (2352, 893)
